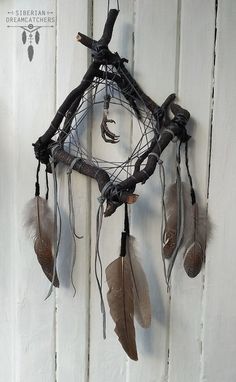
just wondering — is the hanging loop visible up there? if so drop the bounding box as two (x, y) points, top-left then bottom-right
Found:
(107, 0), (120, 15)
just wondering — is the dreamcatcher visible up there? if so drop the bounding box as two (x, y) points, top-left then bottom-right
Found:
(25, 4), (207, 361)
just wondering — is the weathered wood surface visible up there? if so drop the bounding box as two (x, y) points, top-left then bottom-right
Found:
(0, 2), (16, 381)
(0, 0), (235, 381)
(90, 1), (134, 380)
(202, 1), (236, 381)
(168, 1), (215, 381)
(55, 1), (90, 381)
(130, 1), (179, 381)
(1, 1), (57, 381)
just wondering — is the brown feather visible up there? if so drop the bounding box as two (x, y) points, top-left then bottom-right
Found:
(183, 241), (204, 278)
(127, 236), (151, 328)
(184, 202), (210, 248)
(106, 255), (138, 361)
(24, 196), (59, 287)
(183, 203), (204, 278)
(163, 183), (178, 258)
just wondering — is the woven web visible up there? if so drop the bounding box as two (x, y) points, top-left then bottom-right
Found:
(54, 64), (160, 184)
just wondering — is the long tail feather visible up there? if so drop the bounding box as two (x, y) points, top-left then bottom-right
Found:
(127, 236), (151, 328)
(24, 196), (59, 287)
(106, 254), (138, 361)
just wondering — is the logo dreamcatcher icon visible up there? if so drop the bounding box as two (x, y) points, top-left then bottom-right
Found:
(25, 3), (207, 360)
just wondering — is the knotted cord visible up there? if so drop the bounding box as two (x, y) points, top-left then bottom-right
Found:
(159, 161), (169, 288)
(67, 158), (84, 296)
(95, 197), (107, 339)
(185, 140), (196, 205)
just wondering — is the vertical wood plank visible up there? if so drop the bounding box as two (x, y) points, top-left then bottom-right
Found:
(130, 1), (179, 380)
(1, 2), (235, 381)
(12, 1), (57, 381)
(202, 1), (236, 381)
(89, 1), (135, 380)
(0, 1), (16, 380)
(55, 1), (91, 381)
(168, 1), (215, 381)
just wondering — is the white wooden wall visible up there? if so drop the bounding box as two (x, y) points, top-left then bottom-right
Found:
(1, 0), (236, 381)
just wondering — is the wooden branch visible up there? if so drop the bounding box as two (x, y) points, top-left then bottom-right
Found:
(37, 62), (100, 147)
(98, 9), (119, 46)
(33, 8), (190, 218)
(77, 9), (119, 50)
(76, 32), (95, 50)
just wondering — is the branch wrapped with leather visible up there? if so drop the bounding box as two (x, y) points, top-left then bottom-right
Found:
(43, 104), (189, 217)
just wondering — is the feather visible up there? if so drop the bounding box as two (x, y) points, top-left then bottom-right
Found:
(183, 203), (205, 278)
(24, 196), (59, 287)
(127, 236), (151, 328)
(28, 45), (34, 61)
(22, 31), (27, 44)
(183, 200), (210, 250)
(35, 30), (40, 44)
(163, 183), (178, 259)
(183, 241), (204, 278)
(105, 254), (138, 361)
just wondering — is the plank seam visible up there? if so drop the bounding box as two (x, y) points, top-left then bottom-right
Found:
(129, 0), (135, 162)
(200, 1), (219, 381)
(12, 23), (18, 382)
(206, 0), (218, 200)
(55, 0), (59, 381)
(166, 2), (182, 381)
(127, 0), (136, 380)
(87, 0), (94, 381)
(174, 0), (182, 96)
(165, 293), (171, 382)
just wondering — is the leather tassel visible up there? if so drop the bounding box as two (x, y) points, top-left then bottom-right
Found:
(183, 203), (204, 278)
(24, 196), (59, 287)
(127, 235), (151, 328)
(106, 232), (138, 361)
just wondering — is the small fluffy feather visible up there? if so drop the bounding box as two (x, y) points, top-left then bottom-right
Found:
(25, 197), (53, 234)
